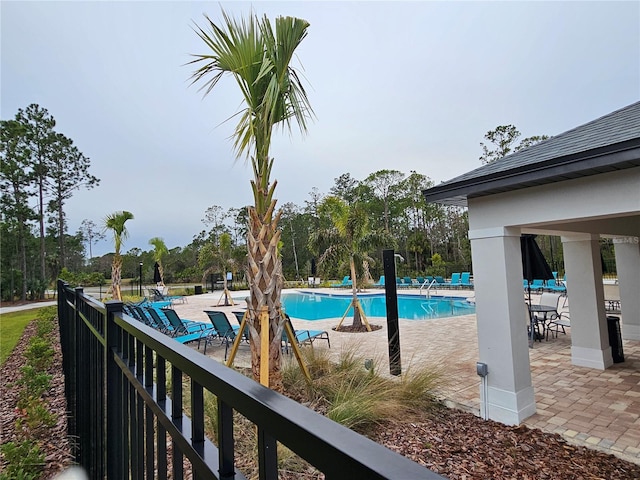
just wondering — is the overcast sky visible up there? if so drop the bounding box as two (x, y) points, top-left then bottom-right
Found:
(2, 1), (639, 257)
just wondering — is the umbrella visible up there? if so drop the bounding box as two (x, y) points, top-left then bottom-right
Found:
(153, 262), (162, 285)
(521, 234), (554, 346)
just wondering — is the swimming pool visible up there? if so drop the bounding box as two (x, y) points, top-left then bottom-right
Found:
(281, 291), (475, 321)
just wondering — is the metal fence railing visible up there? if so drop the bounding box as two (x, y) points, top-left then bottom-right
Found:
(57, 280), (445, 479)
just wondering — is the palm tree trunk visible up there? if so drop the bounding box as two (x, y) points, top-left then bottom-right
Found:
(349, 255), (362, 328)
(110, 254), (123, 301)
(246, 202), (285, 391)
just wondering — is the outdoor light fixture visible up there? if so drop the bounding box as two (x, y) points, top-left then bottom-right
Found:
(139, 262), (143, 296)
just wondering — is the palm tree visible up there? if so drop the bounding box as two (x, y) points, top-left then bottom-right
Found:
(103, 210), (134, 301)
(199, 232), (236, 306)
(190, 10), (313, 389)
(309, 196), (391, 330)
(148, 237), (168, 286)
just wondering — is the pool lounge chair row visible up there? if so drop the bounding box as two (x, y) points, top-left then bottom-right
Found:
(523, 277), (567, 294)
(330, 276), (353, 288)
(382, 273), (474, 289)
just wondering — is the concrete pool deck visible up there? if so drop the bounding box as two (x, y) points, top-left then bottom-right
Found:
(170, 287), (640, 465)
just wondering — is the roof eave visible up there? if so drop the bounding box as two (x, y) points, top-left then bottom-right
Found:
(422, 140), (640, 207)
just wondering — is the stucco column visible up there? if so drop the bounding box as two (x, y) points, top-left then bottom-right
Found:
(561, 234), (613, 369)
(613, 237), (640, 340)
(469, 227), (536, 425)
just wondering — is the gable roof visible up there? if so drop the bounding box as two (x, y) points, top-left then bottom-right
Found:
(423, 101), (640, 206)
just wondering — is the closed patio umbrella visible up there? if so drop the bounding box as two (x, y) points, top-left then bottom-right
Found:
(153, 262), (162, 285)
(521, 234), (554, 347)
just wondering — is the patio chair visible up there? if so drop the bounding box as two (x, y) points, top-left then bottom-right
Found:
(534, 293), (562, 340)
(203, 310), (242, 358)
(434, 276), (447, 286)
(373, 275), (385, 287)
(547, 312), (570, 339)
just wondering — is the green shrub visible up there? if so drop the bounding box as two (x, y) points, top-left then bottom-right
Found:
(0, 440), (45, 480)
(24, 337), (53, 371)
(18, 366), (52, 400)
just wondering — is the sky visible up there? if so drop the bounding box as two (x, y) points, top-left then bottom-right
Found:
(2, 1), (639, 257)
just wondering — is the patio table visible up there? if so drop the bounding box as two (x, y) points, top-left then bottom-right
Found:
(528, 304), (557, 347)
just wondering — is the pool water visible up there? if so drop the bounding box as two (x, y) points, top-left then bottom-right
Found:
(281, 291), (475, 321)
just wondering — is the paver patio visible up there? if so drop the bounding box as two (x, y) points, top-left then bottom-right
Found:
(171, 288), (640, 465)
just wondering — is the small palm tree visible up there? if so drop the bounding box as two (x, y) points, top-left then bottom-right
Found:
(190, 10), (313, 389)
(199, 232), (236, 306)
(310, 196), (391, 330)
(149, 237), (168, 286)
(103, 210), (134, 301)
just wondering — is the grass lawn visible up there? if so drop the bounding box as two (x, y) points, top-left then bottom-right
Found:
(0, 310), (39, 365)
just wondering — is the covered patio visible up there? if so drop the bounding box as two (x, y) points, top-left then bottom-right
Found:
(423, 101), (640, 426)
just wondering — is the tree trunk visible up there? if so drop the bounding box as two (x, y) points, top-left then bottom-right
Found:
(349, 256), (362, 328)
(109, 254), (123, 301)
(245, 202), (284, 391)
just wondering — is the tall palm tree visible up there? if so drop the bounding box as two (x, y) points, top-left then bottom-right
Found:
(309, 196), (391, 330)
(190, 10), (313, 389)
(103, 210), (134, 301)
(148, 237), (168, 286)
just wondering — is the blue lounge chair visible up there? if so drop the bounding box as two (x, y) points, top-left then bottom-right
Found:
(282, 314), (330, 353)
(434, 276), (447, 286)
(330, 276), (352, 288)
(203, 310), (242, 358)
(526, 279), (545, 293)
(162, 308), (212, 336)
(373, 275), (385, 287)
(460, 272), (473, 288)
(402, 276), (415, 287)
(443, 273), (461, 288)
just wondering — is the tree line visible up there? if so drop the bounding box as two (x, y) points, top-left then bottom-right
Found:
(1, 104), (98, 301)
(2, 109), (561, 303)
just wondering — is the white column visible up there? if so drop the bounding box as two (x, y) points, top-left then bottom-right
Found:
(561, 234), (613, 369)
(613, 237), (640, 340)
(469, 227), (536, 425)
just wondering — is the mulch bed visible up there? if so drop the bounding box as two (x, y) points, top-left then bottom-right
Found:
(0, 321), (74, 479)
(3, 313), (640, 479)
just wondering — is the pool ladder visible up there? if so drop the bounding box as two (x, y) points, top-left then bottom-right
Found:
(419, 278), (438, 298)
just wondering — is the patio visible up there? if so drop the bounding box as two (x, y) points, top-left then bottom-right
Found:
(171, 289), (640, 465)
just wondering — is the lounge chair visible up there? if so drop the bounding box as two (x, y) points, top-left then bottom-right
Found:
(402, 276), (415, 287)
(443, 273), (461, 288)
(526, 279), (545, 293)
(373, 275), (385, 287)
(282, 314), (330, 353)
(203, 310), (242, 358)
(150, 288), (187, 304)
(330, 276), (352, 288)
(459, 272), (474, 288)
(434, 276), (447, 286)
(415, 276), (426, 285)
(162, 308), (212, 336)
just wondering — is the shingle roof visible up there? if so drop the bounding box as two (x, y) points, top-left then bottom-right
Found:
(423, 101), (640, 206)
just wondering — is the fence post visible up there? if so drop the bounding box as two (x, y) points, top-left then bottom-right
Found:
(106, 300), (125, 479)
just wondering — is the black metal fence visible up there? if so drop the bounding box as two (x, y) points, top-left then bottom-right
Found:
(57, 280), (445, 479)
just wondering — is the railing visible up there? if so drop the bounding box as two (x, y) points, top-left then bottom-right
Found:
(57, 280), (445, 479)
(420, 278), (438, 298)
